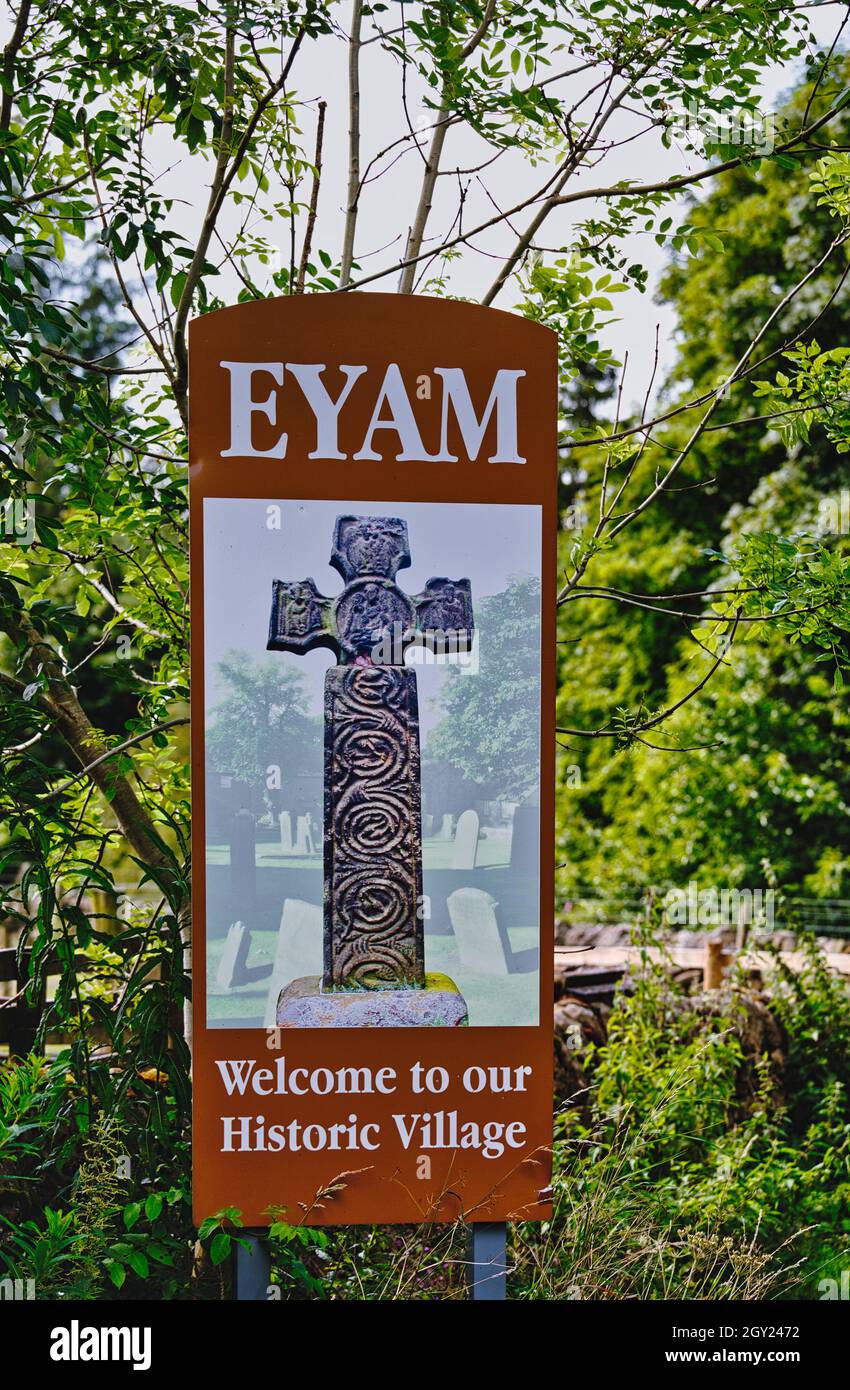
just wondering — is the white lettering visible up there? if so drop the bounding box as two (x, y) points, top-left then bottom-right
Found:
(354, 363), (438, 461)
(434, 367), (526, 463)
(285, 363), (366, 458)
(220, 361), (287, 458)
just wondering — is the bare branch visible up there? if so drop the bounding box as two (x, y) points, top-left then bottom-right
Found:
(343, 86), (850, 299)
(172, 22), (236, 428)
(41, 346), (164, 376)
(296, 99), (326, 293)
(607, 231), (850, 539)
(557, 615), (741, 739)
(339, 0), (364, 288)
(397, 0), (497, 293)
(172, 21), (306, 425)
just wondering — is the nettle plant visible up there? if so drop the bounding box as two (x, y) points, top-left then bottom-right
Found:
(0, 0), (848, 1228)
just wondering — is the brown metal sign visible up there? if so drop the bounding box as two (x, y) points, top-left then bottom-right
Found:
(190, 293), (556, 1226)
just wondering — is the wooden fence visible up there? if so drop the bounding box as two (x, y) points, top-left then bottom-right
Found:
(0, 946), (88, 1058)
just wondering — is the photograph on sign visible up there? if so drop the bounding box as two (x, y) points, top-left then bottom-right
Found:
(203, 497), (542, 1030)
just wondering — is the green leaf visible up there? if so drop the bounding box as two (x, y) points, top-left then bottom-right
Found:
(170, 270), (188, 309)
(145, 1192), (164, 1222)
(127, 1250), (150, 1279)
(210, 1232), (231, 1265)
(123, 1201), (142, 1230)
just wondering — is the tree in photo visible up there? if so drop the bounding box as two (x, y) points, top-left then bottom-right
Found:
(426, 577), (540, 801)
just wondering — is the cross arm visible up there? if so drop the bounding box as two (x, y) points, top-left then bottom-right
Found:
(267, 578), (340, 657)
(411, 578), (474, 653)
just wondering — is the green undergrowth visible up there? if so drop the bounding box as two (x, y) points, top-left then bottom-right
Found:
(2, 932), (848, 1299)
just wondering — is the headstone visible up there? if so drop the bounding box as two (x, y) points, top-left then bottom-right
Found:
(215, 921), (252, 992)
(263, 899), (323, 1027)
(422, 813), (434, 836)
(452, 808), (479, 870)
(438, 813), (454, 841)
(278, 810), (293, 852)
(267, 514), (474, 1024)
(447, 888), (511, 976)
(510, 802), (539, 875)
(229, 808), (256, 918)
(294, 814), (311, 854)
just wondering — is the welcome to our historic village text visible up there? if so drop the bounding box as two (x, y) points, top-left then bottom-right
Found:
(215, 1056), (536, 1160)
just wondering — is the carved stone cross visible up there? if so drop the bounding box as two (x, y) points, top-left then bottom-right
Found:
(267, 515), (473, 1025)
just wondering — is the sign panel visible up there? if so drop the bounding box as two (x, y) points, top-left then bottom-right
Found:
(190, 294), (556, 1225)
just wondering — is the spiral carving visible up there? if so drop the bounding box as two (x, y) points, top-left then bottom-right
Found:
(324, 666), (424, 990)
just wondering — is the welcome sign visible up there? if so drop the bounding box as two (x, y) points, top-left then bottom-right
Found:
(189, 294), (556, 1225)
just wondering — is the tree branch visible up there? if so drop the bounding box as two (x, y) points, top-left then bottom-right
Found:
(339, 0), (364, 288)
(2, 609), (173, 871)
(171, 21), (306, 423)
(172, 21), (236, 428)
(557, 615), (741, 739)
(607, 230), (850, 539)
(296, 99), (326, 293)
(41, 346), (164, 376)
(0, 0), (32, 135)
(42, 718), (190, 801)
(398, 0), (497, 294)
(343, 85), (850, 299)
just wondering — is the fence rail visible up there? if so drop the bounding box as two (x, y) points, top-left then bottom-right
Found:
(0, 947), (88, 1057)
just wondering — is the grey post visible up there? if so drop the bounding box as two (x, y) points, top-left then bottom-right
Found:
(234, 1231), (271, 1300)
(467, 1222), (508, 1300)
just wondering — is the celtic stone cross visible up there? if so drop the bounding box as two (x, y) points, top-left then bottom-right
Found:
(267, 515), (473, 1023)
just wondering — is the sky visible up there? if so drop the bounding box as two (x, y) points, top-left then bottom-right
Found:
(2, 2), (846, 415)
(172, 3), (846, 413)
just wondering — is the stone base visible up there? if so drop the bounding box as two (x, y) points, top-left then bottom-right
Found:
(276, 973), (468, 1028)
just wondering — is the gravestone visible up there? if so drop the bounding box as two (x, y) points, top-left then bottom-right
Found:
(294, 814), (313, 855)
(268, 515), (474, 1026)
(452, 808), (480, 870)
(214, 921), (251, 992)
(447, 888), (512, 976)
(510, 802), (539, 875)
(229, 808), (256, 918)
(438, 813), (455, 841)
(264, 899), (323, 1027)
(278, 810), (293, 852)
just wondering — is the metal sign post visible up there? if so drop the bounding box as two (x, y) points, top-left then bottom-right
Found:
(234, 1231), (272, 1301)
(467, 1222), (508, 1300)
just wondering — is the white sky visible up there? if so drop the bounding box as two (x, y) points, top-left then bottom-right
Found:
(3, 3), (845, 414)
